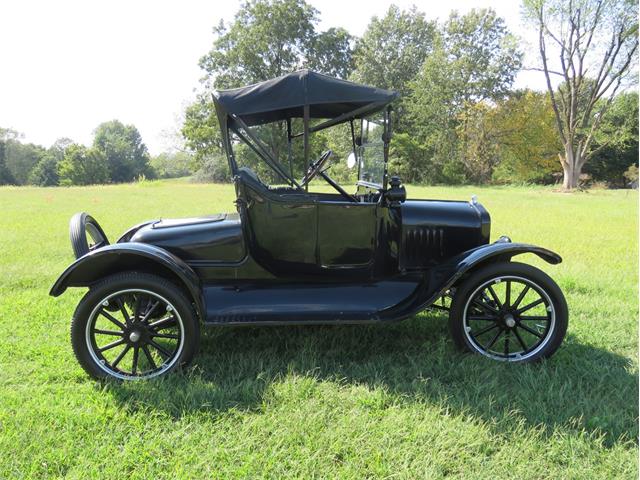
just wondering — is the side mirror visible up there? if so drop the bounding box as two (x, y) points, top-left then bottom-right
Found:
(347, 152), (357, 169)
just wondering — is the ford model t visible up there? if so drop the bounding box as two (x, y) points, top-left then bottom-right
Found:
(51, 70), (568, 380)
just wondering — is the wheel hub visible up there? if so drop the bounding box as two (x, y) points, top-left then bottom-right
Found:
(504, 313), (516, 328)
(129, 330), (142, 343)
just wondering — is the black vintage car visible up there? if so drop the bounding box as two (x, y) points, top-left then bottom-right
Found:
(51, 70), (568, 380)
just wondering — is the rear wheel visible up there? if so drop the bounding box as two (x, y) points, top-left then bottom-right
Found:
(71, 272), (199, 380)
(449, 262), (567, 362)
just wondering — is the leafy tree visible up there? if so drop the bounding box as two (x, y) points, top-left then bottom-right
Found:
(192, 155), (232, 183)
(58, 144), (109, 186)
(523, 0), (639, 189)
(48, 137), (74, 162)
(182, 100), (225, 171)
(93, 120), (151, 182)
(0, 128), (17, 185)
(199, 0), (318, 89)
(186, 0), (356, 175)
(388, 133), (431, 183)
(623, 163), (638, 186)
(28, 154), (59, 186)
(150, 151), (194, 179)
(456, 102), (500, 184)
(408, 8), (522, 183)
(5, 140), (46, 185)
(352, 5), (436, 127)
(306, 28), (354, 79)
(491, 90), (561, 183)
(584, 91), (639, 186)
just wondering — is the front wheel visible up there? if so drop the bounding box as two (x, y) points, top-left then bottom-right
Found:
(71, 272), (200, 380)
(449, 262), (568, 362)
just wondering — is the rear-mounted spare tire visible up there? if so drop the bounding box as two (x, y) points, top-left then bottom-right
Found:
(70, 212), (110, 259)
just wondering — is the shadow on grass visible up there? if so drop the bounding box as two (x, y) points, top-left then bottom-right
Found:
(106, 314), (637, 447)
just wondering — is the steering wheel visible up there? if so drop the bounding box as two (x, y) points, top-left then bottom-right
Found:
(300, 150), (333, 186)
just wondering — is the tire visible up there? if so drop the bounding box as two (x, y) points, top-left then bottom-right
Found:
(449, 261), (568, 362)
(70, 212), (109, 259)
(71, 272), (200, 380)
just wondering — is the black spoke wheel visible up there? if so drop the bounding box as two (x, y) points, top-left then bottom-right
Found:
(71, 272), (199, 380)
(449, 262), (568, 362)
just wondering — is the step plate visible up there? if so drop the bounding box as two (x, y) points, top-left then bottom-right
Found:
(203, 279), (421, 325)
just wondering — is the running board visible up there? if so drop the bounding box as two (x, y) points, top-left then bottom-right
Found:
(202, 278), (422, 325)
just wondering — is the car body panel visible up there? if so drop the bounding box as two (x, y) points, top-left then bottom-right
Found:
(130, 214), (245, 263)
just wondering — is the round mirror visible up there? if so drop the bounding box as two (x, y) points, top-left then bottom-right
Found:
(347, 152), (356, 169)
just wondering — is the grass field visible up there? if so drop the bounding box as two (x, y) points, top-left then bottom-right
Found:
(0, 181), (637, 479)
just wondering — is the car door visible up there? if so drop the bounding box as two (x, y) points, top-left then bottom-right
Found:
(316, 200), (377, 273)
(236, 178), (318, 275)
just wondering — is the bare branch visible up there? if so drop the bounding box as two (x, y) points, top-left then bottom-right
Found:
(522, 66), (565, 76)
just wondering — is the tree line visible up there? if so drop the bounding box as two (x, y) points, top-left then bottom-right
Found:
(184, 0), (638, 189)
(1, 0), (637, 189)
(0, 121), (156, 186)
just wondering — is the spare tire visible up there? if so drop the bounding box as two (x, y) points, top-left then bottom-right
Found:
(69, 212), (110, 259)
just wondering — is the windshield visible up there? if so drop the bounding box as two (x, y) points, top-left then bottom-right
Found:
(357, 118), (385, 186)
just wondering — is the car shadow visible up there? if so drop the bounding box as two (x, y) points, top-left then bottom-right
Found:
(105, 313), (637, 447)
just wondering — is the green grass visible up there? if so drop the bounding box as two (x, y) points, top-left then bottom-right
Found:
(0, 181), (637, 479)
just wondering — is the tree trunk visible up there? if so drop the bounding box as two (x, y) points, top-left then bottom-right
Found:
(560, 144), (582, 190)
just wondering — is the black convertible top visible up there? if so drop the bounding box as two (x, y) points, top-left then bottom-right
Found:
(214, 70), (398, 126)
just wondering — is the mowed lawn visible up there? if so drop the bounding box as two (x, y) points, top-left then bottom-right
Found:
(0, 181), (637, 479)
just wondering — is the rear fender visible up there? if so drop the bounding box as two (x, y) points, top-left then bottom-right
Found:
(49, 243), (204, 320)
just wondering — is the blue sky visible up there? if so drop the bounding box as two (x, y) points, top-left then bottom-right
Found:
(0, 0), (544, 154)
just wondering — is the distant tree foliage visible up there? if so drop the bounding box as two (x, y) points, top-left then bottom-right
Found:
(1, 2), (637, 189)
(352, 5), (436, 127)
(58, 144), (110, 186)
(584, 91), (639, 186)
(4, 139), (46, 185)
(93, 120), (152, 182)
(0, 128), (17, 185)
(491, 90), (561, 183)
(29, 154), (60, 186)
(406, 8), (523, 183)
(185, 0), (355, 177)
(150, 151), (193, 179)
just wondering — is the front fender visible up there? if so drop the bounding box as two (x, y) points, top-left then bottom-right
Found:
(379, 240), (562, 321)
(49, 243), (204, 320)
(440, 239), (561, 295)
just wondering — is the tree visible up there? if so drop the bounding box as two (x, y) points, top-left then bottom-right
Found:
(186, 0), (356, 173)
(150, 151), (194, 179)
(524, 0), (639, 189)
(352, 5), (436, 127)
(49, 137), (74, 162)
(388, 132), (431, 183)
(491, 90), (562, 183)
(58, 144), (109, 186)
(93, 120), (151, 182)
(408, 9), (522, 183)
(199, 0), (317, 89)
(0, 128), (17, 185)
(4, 140), (46, 185)
(583, 91), (639, 185)
(306, 27), (354, 79)
(182, 99), (224, 171)
(28, 154), (59, 186)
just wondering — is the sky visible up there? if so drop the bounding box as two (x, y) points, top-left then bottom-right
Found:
(0, 0), (544, 154)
